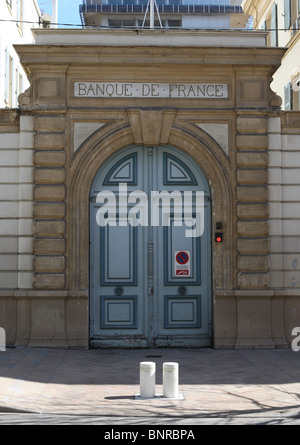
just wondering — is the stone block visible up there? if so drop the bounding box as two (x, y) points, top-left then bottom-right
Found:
(0, 150), (19, 166)
(34, 202), (65, 219)
(34, 220), (65, 237)
(34, 150), (65, 167)
(33, 273), (65, 290)
(19, 167), (34, 183)
(282, 135), (300, 151)
(268, 117), (281, 133)
(237, 255), (268, 272)
(268, 133), (281, 150)
(18, 254), (33, 270)
(34, 238), (65, 255)
(20, 116), (34, 132)
(0, 237), (18, 253)
(0, 133), (19, 149)
(19, 132), (34, 149)
(0, 298), (17, 344)
(237, 237), (269, 254)
(236, 134), (268, 150)
(235, 297), (274, 347)
(29, 299), (67, 346)
(237, 186), (268, 202)
(65, 298), (89, 348)
(19, 149), (34, 166)
(237, 169), (268, 184)
(19, 236), (33, 253)
(18, 272), (33, 289)
(213, 296), (237, 348)
(236, 117), (268, 134)
(35, 133), (65, 149)
(19, 202), (33, 218)
(34, 255), (65, 272)
(0, 254), (18, 270)
(34, 168), (65, 184)
(238, 272), (270, 289)
(34, 116), (65, 132)
(34, 185), (65, 201)
(19, 184), (33, 200)
(0, 167), (19, 183)
(237, 203), (268, 219)
(237, 220), (269, 236)
(237, 151), (268, 168)
(0, 272), (18, 288)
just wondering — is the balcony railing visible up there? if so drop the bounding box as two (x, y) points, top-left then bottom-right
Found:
(291, 15), (300, 36)
(80, 0), (243, 14)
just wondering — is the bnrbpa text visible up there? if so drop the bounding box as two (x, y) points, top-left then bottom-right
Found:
(104, 428), (195, 442)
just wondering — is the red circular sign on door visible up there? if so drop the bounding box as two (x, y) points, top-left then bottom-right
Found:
(176, 251), (189, 265)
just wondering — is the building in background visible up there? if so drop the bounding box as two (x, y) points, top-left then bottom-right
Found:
(242, 0), (300, 111)
(0, 0), (42, 108)
(80, 0), (249, 30)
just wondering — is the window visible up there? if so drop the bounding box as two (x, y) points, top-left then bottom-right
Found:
(292, 74), (300, 111)
(284, 0), (291, 30)
(270, 3), (278, 46)
(15, 67), (19, 107)
(5, 49), (14, 107)
(284, 82), (293, 110)
(17, 0), (24, 34)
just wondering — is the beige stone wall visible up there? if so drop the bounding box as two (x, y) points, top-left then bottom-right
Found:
(268, 113), (300, 342)
(0, 37), (299, 349)
(269, 114), (300, 290)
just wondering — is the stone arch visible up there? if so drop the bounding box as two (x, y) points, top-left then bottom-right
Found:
(66, 119), (235, 301)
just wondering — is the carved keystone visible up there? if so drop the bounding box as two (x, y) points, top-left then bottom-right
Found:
(127, 109), (175, 146)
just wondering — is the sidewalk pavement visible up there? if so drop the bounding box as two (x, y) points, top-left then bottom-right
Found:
(0, 346), (300, 420)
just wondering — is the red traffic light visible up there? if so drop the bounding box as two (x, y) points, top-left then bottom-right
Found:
(215, 233), (223, 243)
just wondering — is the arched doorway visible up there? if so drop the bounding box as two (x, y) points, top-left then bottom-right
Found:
(89, 145), (212, 348)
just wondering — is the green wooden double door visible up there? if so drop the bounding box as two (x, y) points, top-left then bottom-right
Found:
(90, 145), (212, 347)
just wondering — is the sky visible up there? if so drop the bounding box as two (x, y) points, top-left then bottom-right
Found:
(37, 0), (83, 28)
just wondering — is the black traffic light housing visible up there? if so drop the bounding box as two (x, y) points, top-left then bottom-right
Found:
(215, 222), (223, 242)
(215, 232), (223, 243)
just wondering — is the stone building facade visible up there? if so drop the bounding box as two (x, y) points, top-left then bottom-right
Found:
(0, 28), (299, 349)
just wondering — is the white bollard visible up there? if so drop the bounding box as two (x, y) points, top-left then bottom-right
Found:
(163, 362), (179, 398)
(140, 361), (156, 398)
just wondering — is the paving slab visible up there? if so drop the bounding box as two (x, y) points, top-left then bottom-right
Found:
(0, 347), (300, 419)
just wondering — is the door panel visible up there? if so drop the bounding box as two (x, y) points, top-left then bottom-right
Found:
(163, 220), (201, 285)
(100, 223), (137, 284)
(90, 145), (211, 348)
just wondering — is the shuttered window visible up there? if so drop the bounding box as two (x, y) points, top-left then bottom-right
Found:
(284, 0), (291, 30)
(270, 3), (278, 47)
(4, 48), (10, 105)
(284, 82), (293, 110)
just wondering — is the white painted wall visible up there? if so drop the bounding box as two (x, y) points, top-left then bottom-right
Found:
(0, 116), (34, 289)
(0, 0), (41, 108)
(268, 117), (300, 290)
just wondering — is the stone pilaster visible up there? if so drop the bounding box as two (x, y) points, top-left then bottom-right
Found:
(236, 114), (270, 289)
(33, 115), (66, 289)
